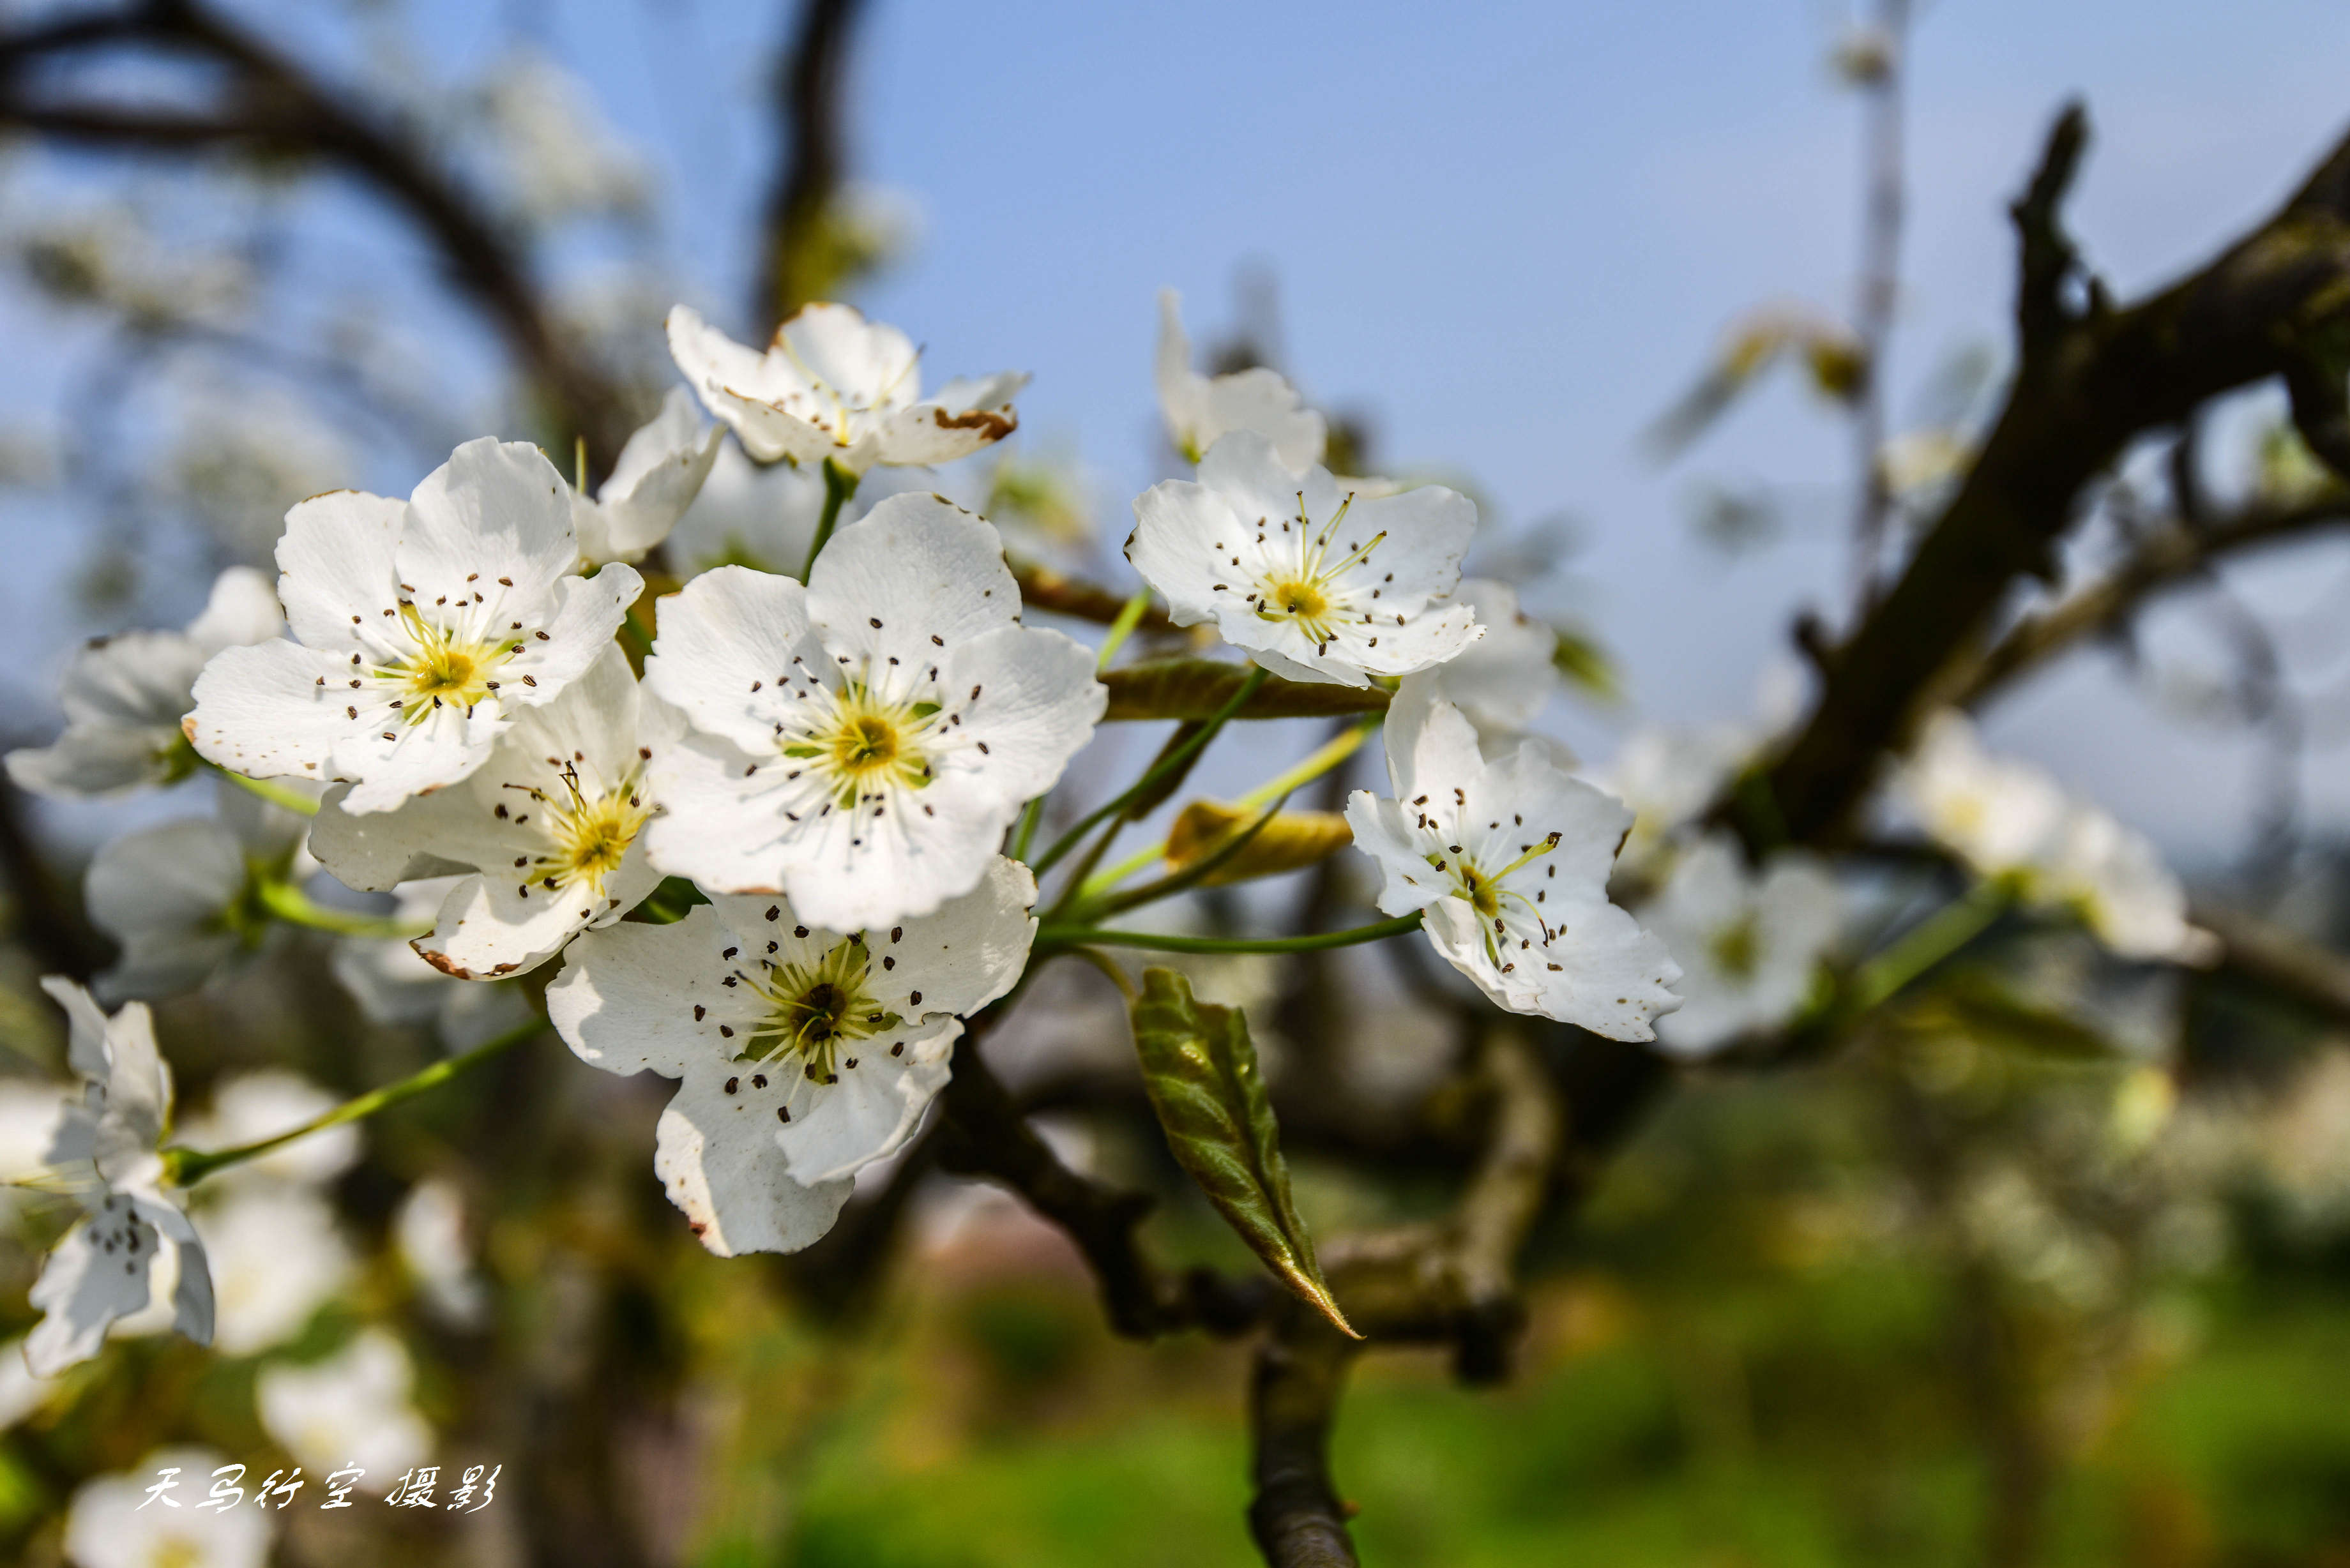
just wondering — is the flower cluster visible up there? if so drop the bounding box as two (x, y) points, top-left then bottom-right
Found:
(1899, 710), (2216, 964)
(10, 282), (2224, 1365)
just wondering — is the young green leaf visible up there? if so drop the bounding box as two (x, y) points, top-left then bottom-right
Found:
(1128, 969), (1356, 1336)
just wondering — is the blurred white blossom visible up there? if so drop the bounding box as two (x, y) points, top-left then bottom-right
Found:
(1900, 712), (2215, 964)
(82, 780), (315, 1005)
(256, 1329), (432, 1495)
(1641, 834), (1842, 1057)
(475, 50), (648, 226)
(65, 1445), (272, 1568)
(1154, 289), (1325, 470)
(7, 566), (281, 800)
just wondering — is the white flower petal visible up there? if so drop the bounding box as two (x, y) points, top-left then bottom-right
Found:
(84, 818), (248, 1004)
(397, 437), (579, 611)
(1155, 290), (1325, 470)
(653, 1092), (854, 1256)
(548, 909), (739, 1082)
(577, 386), (722, 564)
(803, 494), (1022, 674)
(644, 566), (825, 755)
(26, 1191), (209, 1375)
(667, 304), (838, 465)
(276, 489), (406, 654)
(933, 624), (1106, 800)
(870, 372), (1027, 468)
(186, 638), (381, 785)
(185, 564), (285, 654)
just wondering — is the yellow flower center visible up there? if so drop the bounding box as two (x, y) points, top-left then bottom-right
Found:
(787, 685), (938, 808)
(510, 762), (653, 900)
(1250, 490), (1385, 651)
(383, 605), (519, 723)
(734, 936), (903, 1082)
(1709, 915), (1760, 981)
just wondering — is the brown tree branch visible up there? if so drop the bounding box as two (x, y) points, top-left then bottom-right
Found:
(1743, 103), (2350, 849)
(0, 0), (635, 464)
(754, 0), (868, 336)
(1012, 559), (1178, 633)
(1949, 489), (2350, 707)
(931, 1016), (1271, 1339)
(2191, 900), (2350, 1028)
(1245, 1027), (1565, 1567)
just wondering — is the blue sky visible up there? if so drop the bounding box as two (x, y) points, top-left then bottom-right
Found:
(10, 0), (2350, 859)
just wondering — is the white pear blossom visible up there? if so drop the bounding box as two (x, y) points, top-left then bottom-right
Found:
(177, 1071), (358, 1193)
(23, 978), (212, 1376)
(1899, 711), (2068, 878)
(0, 1080), (73, 1233)
(82, 781), (313, 1005)
(570, 386), (722, 565)
(645, 494), (1102, 930)
(1899, 711), (2214, 964)
(2043, 796), (2219, 964)
(195, 1186), (354, 1357)
(65, 1445), (273, 1568)
(331, 879), (538, 1048)
(256, 1329), (433, 1495)
(185, 437), (644, 814)
(1640, 834), (1844, 1057)
(1598, 721), (1753, 872)
(307, 642), (667, 979)
(478, 49), (648, 226)
(1127, 431), (1481, 687)
(1345, 677), (1681, 1038)
(1421, 578), (1561, 736)
(0, 1338), (59, 1430)
(1155, 289), (1326, 470)
(395, 1177), (488, 1327)
(667, 303), (1025, 474)
(549, 857), (1035, 1256)
(6, 566), (281, 799)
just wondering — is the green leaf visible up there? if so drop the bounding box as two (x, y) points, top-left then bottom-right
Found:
(1930, 976), (2118, 1060)
(1102, 660), (1388, 722)
(1128, 970), (1356, 1336)
(626, 876), (710, 926)
(1548, 624), (1619, 701)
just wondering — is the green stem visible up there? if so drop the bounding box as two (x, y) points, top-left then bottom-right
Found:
(1846, 878), (2015, 1014)
(255, 880), (425, 941)
(215, 767), (321, 817)
(1035, 911), (1422, 958)
(1073, 792), (1290, 923)
(800, 457), (860, 580)
(164, 1017), (543, 1186)
(1078, 714), (1379, 898)
(1095, 589), (1153, 670)
(1029, 665), (1271, 878)
(1009, 795), (1046, 862)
